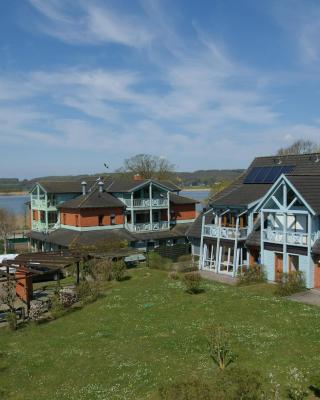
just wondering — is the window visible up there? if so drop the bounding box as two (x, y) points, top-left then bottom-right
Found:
(98, 215), (104, 226)
(110, 213), (116, 225)
(289, 255), (299, 272)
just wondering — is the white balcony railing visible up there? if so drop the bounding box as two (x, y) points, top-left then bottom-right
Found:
(263, 229), (318, 247)
(203, 224), (248, 240)
(126, 221), (169, 232)
(123, 198), (168, 208)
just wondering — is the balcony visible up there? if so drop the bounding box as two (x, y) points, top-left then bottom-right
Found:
(123, 198), (168, 208)
(263, 229), (318, 247)
(31, 220), (59, 232)
(203, 224), (248, 240)
(126, 221), (169, 232)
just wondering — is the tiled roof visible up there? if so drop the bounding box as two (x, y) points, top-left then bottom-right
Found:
(286, 175), (320, 214)
(28, 223), (192, 247)
(57, 189), (124, 209)
(105, 178), (180, 192)
(169, 192), (198, 204)
(38, 179), (97, 194)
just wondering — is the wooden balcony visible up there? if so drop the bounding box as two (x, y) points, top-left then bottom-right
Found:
(203, 224), (248, 240)
(125, 221), (169, 232)
(123, 198), (168, 208)
(263, 229), (318, 247)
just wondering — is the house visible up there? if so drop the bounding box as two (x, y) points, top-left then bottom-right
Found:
(188, 153), (320, 288)
(28, 176), (197, 253)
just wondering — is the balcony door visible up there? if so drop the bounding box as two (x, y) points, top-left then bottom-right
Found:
(275, 253), (283, 282)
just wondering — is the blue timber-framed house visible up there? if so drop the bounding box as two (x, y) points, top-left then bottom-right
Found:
(187, 153), (320, 288)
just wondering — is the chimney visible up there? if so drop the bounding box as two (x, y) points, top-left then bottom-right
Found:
(98, 180), (104, 193)
(81, 181), (87, 195)
(133, 174), (143, 181)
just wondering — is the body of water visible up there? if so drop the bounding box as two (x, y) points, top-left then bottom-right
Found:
(0, 195), (29, 215)
(0, 190), (209, 215)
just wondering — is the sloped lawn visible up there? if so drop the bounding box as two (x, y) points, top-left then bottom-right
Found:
(1, 268), (320, 399)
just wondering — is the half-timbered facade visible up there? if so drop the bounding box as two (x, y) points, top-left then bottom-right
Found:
(189, 153), (320, 288)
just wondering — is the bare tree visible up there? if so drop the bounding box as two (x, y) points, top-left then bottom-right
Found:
(118, 154), (175, 180)
(277, 139), (319, 156)
(0, 209), (17, 254)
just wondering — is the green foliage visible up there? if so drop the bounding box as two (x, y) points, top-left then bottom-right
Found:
(158, 377), (213, 400)
(168, 271), (179, 280)
(174, 254), (197, 273)
(238, 264), (266, 285)
(177, 254), (192, 263)
(158, 369), (264, 400)
(275, 271), (306, 297)
(148, 252), (173, 271)
(6, 312), (17, 331)
(86, 259), (113, 281)
(206, 324), (236, 370)
(112, 260), (126, 281)
(49, 294), (65, 319)
(75, 280), (101, 305)
(183, 271), (202, 294)
(286, 368), (308, 400)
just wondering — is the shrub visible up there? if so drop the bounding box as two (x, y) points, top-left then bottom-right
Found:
(275, 271), (306, 297)
(206, 324), (236, 370)
(183, 271), (202, 294)
(112, 260), (126, 281)
(86, 259), (113, 281)
(50, 294), (65, 319)
(59, 288), (78, 308)
(168, 271), (179, 280)
(177, 254), (192, 263)
(6, 312), (17, 331)
(75, 280), (101, 304)
(29, 301), (47, 321)
(148, 252), (173, 271)
(238, 264), (266, 285)
(158, 377), (213, 400)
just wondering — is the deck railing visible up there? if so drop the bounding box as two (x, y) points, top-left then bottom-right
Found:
(126, 221), (169, 232)
(203, 224), (248, 240)
(263, 229), (318, 246)
(122, 198), (168, 208)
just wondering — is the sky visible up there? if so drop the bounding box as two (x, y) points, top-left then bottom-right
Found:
(1, 0), (320, 178)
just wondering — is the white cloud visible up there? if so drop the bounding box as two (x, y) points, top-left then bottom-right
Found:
(28, 0), (153, 47)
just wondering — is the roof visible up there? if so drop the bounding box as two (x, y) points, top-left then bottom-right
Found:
(169, 192), (198, 205)
(286, 175), (320, 214)
(57, 189), (124, 209)
(28, 223), (192, 248)
(37, 179), (97, 194)
(105, 178), (180, 192)
(186, 211), (215, 239)
(209, 153), (320, 210)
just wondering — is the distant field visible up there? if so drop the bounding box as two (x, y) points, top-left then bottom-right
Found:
(1, 269), (320, 399)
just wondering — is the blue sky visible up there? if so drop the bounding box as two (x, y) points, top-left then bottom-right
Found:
(1, 0), (320, 178)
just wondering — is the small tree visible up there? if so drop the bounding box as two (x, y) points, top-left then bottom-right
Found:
(0, 209), (17, 254)
(207, 324), (236, 370)
(117, 153), (175, 180)
(277, 139), (319, 156)
(0, 275), (17, 330)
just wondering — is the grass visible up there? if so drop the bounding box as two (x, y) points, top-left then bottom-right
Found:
(1, 268), (320, 399)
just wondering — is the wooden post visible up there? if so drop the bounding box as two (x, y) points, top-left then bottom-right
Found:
(233, 216), (239, 277)
(149, 183), (153, 229)
(260, 211), (264, 265)
(76, 261), (80, 285)
(215, 215), (222, 273)
(283, 183), (288, 273)
(199, 214), (205, 269)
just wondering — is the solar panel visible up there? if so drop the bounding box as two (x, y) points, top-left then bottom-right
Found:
(243, 165), (294, 184)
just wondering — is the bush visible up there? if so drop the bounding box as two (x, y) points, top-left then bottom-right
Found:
(238, 264), (266, 285)
(29, 301), (47, 321)
(59, 288), (78, 308)
(158, 369), (264, 400)
(148, 252), (173, 271)
(183, 271), (202, 294)
(168, 271), (179, 280)
(275, 271), (306, 296)
(206, 324), (236, 370)
(50, 294), (65, 319)
(177, 254), (192, 263)
(6, 312), (17, 331)
(158, 377), (213, 400)
(86, 259), (113, 281)
(112, 260), (126, 281)
(75, 280), (101, 304)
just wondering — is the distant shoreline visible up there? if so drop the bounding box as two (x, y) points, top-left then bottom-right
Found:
(0, 192), (28, 196)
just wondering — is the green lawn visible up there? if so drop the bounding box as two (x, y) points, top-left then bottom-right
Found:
(1, 268), (320, 399)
